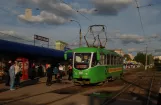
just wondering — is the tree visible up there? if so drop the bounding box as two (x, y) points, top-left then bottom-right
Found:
(123, 54), (132, 61)
(134, 52), (153, 65)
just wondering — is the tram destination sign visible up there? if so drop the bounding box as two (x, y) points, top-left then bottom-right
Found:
(34, 34), (49, 42)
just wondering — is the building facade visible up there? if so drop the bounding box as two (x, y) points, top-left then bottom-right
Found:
(55, 40), (68, 51)
(113, 49), (124, 56)
(25, 8), (32, 20)
(154, 56), (161, 60)
(128, 53), (134, 60)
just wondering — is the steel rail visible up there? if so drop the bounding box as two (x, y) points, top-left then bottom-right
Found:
(101, 71), (153, 105)
(146, 72), (155, 105)
(101, 78), (139, 105)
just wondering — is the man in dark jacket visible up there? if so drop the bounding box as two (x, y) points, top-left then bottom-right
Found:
(46, 64), (53, 86)
(4, 61), (12, 86)
(68, 64), (73, 81)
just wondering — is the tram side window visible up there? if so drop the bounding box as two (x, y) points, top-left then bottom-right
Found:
(117, 57), (120, 65)
(92, 53), (97, 67)
(106, 54), (110, 65)
(120, 57), (123, 64)
(112, 56), (114, 65)
(110, 55), (112, 65)
(115, 56), (117, 65)
(110, 55), (111, 65)
(119, 57), (121, 65)
(104, 55), (107, 65)
(114, 56), (117, 65)
(117, 56), (119, 65)
(117, 56), (120, 65)
(100, 54), (105, 65)
(116, 56), (118, 65)
(111, 55), (113, 65)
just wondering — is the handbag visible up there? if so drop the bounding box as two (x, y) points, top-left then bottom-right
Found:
(19, 71), (22, 77)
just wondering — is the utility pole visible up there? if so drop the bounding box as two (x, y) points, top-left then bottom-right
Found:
(70, 20), (82, 47)
(145, 45), (148, 70)
(79, 28), (82, 47)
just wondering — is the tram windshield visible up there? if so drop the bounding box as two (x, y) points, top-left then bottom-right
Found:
(74, 53), (91, 70)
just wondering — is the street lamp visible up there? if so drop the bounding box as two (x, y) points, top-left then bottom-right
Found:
(145, 44), (148, 70)
(70, 19), (82, 47)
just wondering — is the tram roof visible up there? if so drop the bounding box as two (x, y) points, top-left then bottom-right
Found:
(70, 47), (121, 56)
(0, 39), (65, 58)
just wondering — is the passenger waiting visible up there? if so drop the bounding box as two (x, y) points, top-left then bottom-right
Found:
(46, 64), (53, 86)
(53, 66), (59, 81)
(68, 64), (72, 81)
(14, 61), (21, 87)
(58, 64), (64, 80)
(9, 62), (15, 90)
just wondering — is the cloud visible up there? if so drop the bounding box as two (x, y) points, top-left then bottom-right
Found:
(0, 30), (16, 35)
(17, 0), (133, 25)
(128, 48), (143, 52)
(36, 0), (76, 18)
(150, 34), (161, 41)
(117, 34), (145, 44)
(0, 30), (34, 44)
(153, 51), (161, 56)
(78, 8), (97, 14)
(17, 0), (76, 25)
(79, 0), (132, 15)
(18, 11), (71, 25)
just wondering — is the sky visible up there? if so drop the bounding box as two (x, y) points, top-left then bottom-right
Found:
(0, 0), (161, 56)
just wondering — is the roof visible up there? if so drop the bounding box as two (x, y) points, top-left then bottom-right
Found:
(56, 40), (68, 45)
(0, 39), (65, 58)
(68, 47), (122, 56)
(72, 47), (99, 52)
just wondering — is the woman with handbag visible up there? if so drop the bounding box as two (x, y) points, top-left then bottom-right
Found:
(15, 62), (21, 87)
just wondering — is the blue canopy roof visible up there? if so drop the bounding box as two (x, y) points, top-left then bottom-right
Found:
(0, 39), (64, 58)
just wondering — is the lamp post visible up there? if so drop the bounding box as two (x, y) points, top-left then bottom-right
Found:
(145, 45), (148, 70)
(70, 20), (82, 47)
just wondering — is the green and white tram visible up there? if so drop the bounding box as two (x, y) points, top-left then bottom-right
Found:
(64, 25), (123, 85)
(64, 47), (123, 85)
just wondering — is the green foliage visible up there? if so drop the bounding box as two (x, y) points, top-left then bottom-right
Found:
(123, 54), (132, 61)
(134, 52), (153, 65)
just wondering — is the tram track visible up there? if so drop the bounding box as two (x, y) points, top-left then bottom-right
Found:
(101, 70), (161, 105)
(33, 70), (151, 105)
(1, 83), (106, 105)
(2, 69), (160, 105)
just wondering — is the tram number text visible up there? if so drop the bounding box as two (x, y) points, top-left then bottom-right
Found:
(79, 72), (83, 74)
(76, 65), (87, 68)
(108, 67), (122, 73)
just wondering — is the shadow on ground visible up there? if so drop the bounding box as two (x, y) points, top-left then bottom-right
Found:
(0, 84), (74, 105)
(0, 88), (9, 93)
(19, 78), (40, 88)
(0, 101), (36, 105)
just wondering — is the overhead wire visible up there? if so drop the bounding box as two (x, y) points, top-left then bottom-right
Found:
(16, 1), (95, 47)
(138, 1), (161, 8)
(133, 0), (161, 48)
(134, 0), (145, 37)
(59, 0), (93, 23)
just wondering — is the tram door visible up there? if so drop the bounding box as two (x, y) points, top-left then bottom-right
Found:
(16, 58), (29, 80)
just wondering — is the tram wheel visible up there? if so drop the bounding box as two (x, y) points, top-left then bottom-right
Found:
(74, 82), (82, 86)
(97, 80), (107, 86)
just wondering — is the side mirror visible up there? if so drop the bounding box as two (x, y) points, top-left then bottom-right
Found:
(96, 51), (100, 61)
(64, 53), (67, 60)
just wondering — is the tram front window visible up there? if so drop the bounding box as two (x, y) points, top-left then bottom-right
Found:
(74, 53), (91, 70)
(91, 53), (100, 67)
